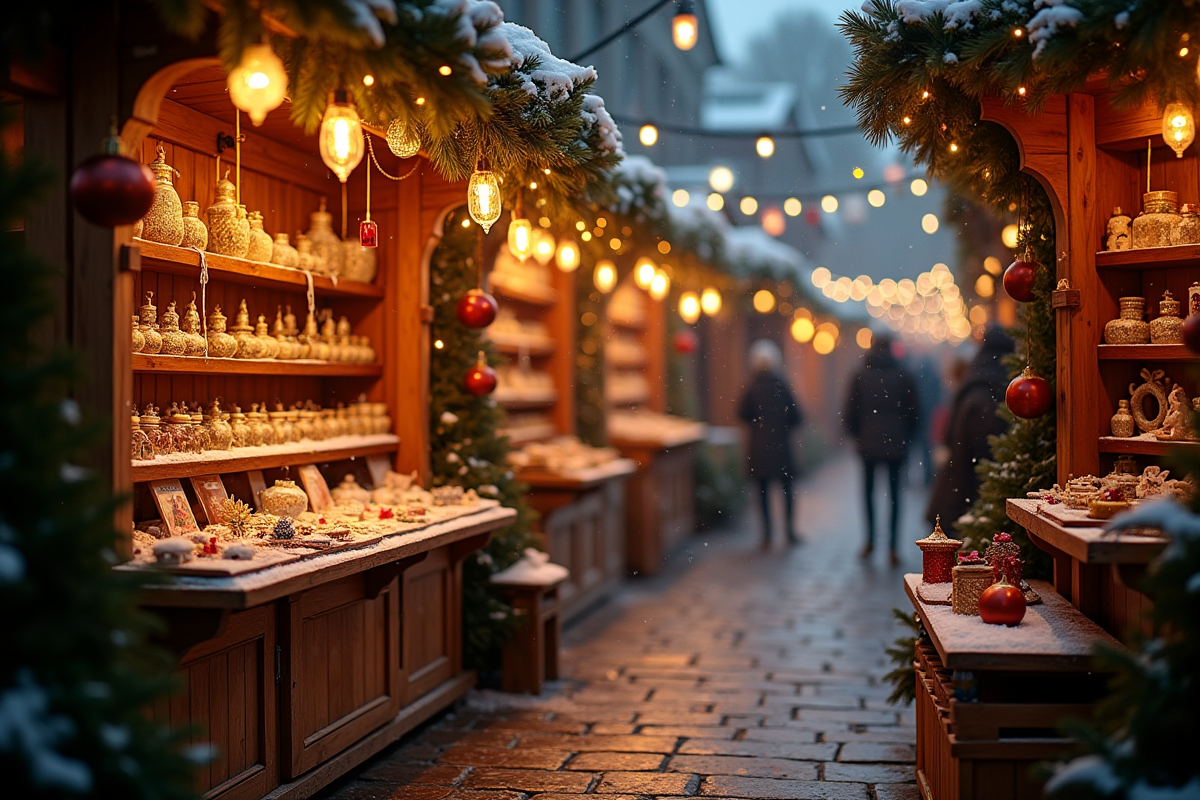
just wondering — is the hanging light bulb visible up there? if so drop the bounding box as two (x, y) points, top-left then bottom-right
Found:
(635, 257), (658, 290)
(467, 157), (502, 233)
(639, 124), (659, 146)
(318, 90), (365, 182)
(756, 136), (775, 158)
(672, 0), (699, 51)
(679, 291), (701, 324)
(1163, 102), (1196, 158)
(555, 236), (580, 272)
(700, 286), (722, 316)
(532, 228), (556, 265)
(385, 117), (421, 158)
(649, 270), (670, 301)
(594, 260), (617, 293)
(507, 193), (533, 261)
(228, 43), (288, 126)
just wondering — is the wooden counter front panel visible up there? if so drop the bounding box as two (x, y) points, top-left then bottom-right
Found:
(154, 605), (277, 800)
(402, 546), (459, 704)
(283, 574), (400, 778)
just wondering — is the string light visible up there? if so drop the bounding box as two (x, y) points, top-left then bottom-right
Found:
(791, 316), (815, 343)
(756, 136), (775, 158)
(1017, 86), (1027, 97)
(555, 236), (580, 272)
(1001, 223), (1019, 249)
(228, 43), (288, 126)
(679, 292), (701, 324)
(902, 115), (912, 125)
(672, 0), (698, 50)
(318, 90), (364, 182)
(1013, 27), (1024, 37)
(709, 165), (734, 193)
(707, 193), (725, 211)
(784, 197), (802, 216)
(740, 196), (758, 215)
(649, 270), (670, 300)
(856, 328), (873, 349)
(922, 213), (939, 234)
(949, 142), (959, 153)
(438, 65), (452, 76)
(852, 167), (865, 179)
(658, 240), (672, 254)
(1163, 102), (1196, 158)
(753, 289), (776, 314)
(672, 188), (690, 207)
(821, 195), (838, 213)
(867, 189), (885, 207)
(700, 287), (722, 315)
(507, 197), (533, 261)
(362, 74), (375, 86)
(594, 260), (617, 293)
(639, 124), (659, 146)
(467, 157), (501, 232)
(761, 207), (785, 237)
(910, 178), (928, 196)
(635, 257), (658, 289)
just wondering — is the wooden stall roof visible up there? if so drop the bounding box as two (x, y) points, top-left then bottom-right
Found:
(1007, 499), (1168, 565)
(130, 505), (515, 609)
(904, 573), (1119, 672)
(517, 458), (638, 490)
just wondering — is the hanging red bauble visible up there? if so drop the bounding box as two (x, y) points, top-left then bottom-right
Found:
(1005, 366), (1052, 419)
(463, 351), (497, 396)
(69, 125), (155, 227)
(673, 329), (697, 354)
(805, 208), (821, 226)
(1002, 249), (1038, 302)
(1183, 312), (1200, 353)
(456, 288), (498, 329)
(359, 219), (378, 248)
(978, 574), (1026, 626)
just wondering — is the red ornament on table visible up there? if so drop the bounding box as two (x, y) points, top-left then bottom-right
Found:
(69, 124), (155, 227)
(1006, 366), (1052, 418)
(359, 219), (378, 248)
(978, 574), (1027, 626)
(1183, 313), (1200, 353)
(915, 516), (962, 584)
(463, 351), (497, 396)
(1002, 249), (1038, 302)
(456, 288), (498, 328)
(673, 329), (697, 354)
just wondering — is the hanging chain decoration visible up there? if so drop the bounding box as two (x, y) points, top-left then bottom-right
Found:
(366, 134), (420, 182)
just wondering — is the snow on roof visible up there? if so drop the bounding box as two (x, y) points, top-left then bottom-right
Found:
(701, 68), (796, 132)
(723, 225), (807, 277)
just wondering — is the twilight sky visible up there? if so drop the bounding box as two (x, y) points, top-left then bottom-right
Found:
(707, 0), (861, 63)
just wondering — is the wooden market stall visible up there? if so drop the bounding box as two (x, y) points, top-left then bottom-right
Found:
(18, 14), (517, 796)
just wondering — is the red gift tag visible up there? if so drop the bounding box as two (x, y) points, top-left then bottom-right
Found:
(359, 219), (378, 248)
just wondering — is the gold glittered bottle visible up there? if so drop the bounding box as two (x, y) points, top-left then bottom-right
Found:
(206, 171), (249, 257)
(235, 204), (251, 258)
(205, 305), (238, 358)
(132, 315), (145, 354)
(138, 292), (163, 354)
(255, 314), (280, 359)
(1132, 191), (1180, 249)
(296, 233), (316, 272)
(273, 309), (296, 359)
(270, 233), (299, 268)
(230, 299), (262, 359)
(1150, 290), (1184, 344)
(182, 294), (206, 356)
(141, 144), (184, 246)
(246, 211), (273, 262)
(180, 200), (208, 250)
(158, 301), (188, 356)
(305, 197), (343, 278)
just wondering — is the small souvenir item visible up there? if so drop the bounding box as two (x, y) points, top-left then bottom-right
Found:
(261, 479), (309, 518)
(1088, 487), (1131, 519)
(1150, 290), (1184, 344)
(132, 315), (145, 353)
(131, 414), (153, 461)
(297, 464), (335, 512)
(205, 170), (248, 256)
(914, 516), (962, 584)
(1152, 384), (1194, 441)
(189, 474), (230, 524)
(150, 479), (201, 538)
(1113, 455), (1139, 475)
(158, 301), (188, 356)
(229, 405), (252, 448)
(138, 292), (163, 354)
(270, 233), (299, 268)
(1174, 203), (1200, 245)
(245, 211), (273, 262)
(182, 295), (207, 356)
(360, 218), (378, 249)
(1131, 190), (1180, 249)
(1110, 399), (1136, 437)
(152, 538), (195, 565)
(1129, 368), (1170, 432)
(332, 474), (372, 505)
(187, 404), (211, 452)
(978, 574), (1026, 626)
(230, 300), (262, 359)
(273, 309), (295, 359)
(951, 551), (992, 616)
(305, 197), (344, 278)
(1105, 207), (1132, 251)
(255, 315), (280, 359)
(139, 405), (171, 456)
(271, 517), (296, 540)
(141, 144), (184, 246)
(203, 401), (234, 451)
(268, 404), (292, 443)
(224, 544), (255, 560)
(220, 499), (254, 537)
(983, 532), (1022, 586)
(1189, 282), (1200, 317)
(180, 200), (208, 250)
(205, 305), (238, 358)
(431, 485), (465, 506)
(295, 233), (317, 273)
(247, 403), (273, 446)
(1104, 297), (1150, 344)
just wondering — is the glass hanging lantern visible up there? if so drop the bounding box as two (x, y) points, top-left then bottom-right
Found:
(672, 0), (699, 50)
(594, 260), (617, 293)
(385, 116), (421, 158)
(507, 193), (533, 261)
(318, 90), (365, 182)
(555, 236), (580, 272)
(467, 158), (502, 233)
(635, 257), (658, 290)
(700, 286), (722, 316)
(228, 43), (288, 126)
(1163, 102), (1196, 158)
(532, 228), (556, 265)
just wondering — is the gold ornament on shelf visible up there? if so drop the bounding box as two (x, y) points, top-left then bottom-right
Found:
(138, 292), (163, 354)
(1104, 297), (1149, 344)
(318, 90), (364, 182)
(206, 170), (248, 256)
(1150, 290), (1184, 344)
(1173, 203), (1200, 246)
(235, 205), (251, 258)
(227, 43), (287, 126)
(141, 144), (184, 246)
(1153, 385), (1195, 441)
(220, 497), (254, 536)
(131, 315), (144, 354)
(467, 157), (501, 232)
(1105, 207), (1131, 251)
(306, 198), (344, 278)
(269, 233), (299, 268)
(1129, 368), (1170, 432)
(157, 301), (187, 356)
(205, 305), (238, 358)
(261, 479), (309, 519)
(255, 315), (280, 359)
(245, 210), (273, 262)
(180, 200), (208, 250)
(385, 117), (421, 158)
(230, 300), (262, 359)
(1110, 399), (1135, 438)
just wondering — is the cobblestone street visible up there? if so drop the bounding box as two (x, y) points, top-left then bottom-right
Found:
(325, 452), (927, 800)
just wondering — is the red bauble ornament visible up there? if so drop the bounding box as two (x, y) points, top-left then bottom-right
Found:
(978, 575), (1026, 626)
(359, 219), (378, 248)
(673, 329), (697, 354)
(456, 288), (498, 329)
(1183, 312), (1200, 353)
(1002, 250), (1038, 302)
(1006, 366), (1052, 419)
(463, 351), (497, 396)
(69, 127), (155, 227)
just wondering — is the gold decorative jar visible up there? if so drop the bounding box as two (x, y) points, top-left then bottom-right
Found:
(131, 414), (153, 461)
(295, 407), (316, 441)
(230, 300), (262, 359)
(138, 292), (163, 354)
(262, 479), (309, 518)
(296, 233), (316, 272)
(180, 200), (208, 250)
(204, 400), (234, 450)
(235, 205), (251, 257)
(1173, 203), (1200, 246)
(158, 301), (188, 356)
(229, 405), (253, 448)
(247, 403), (273, 446)
(360, 336), (376, 364)
(246, 211), (273, 262)
(308, 313), (331, 360)
(951, 562), (993, 615)
(255, 315), (280, 359)
(1104, 296), (1150, 344)
(187, 404), (211, 453)
(1132, 190), (1179, 249)
(305, 198), (343, 277)
(205, 305), (238, 358)
(139, 405), (171, 456)
(321, 313), (341, 361)
(1111, 399), (1136, 437)
(132, 315), (145, 353)
(141, 144), (184, 246)
(1150, 290), (1184, 344)
(273, 309), (296, 359)
(205, 171), (248, 257)
(268, 404), (292, 443)
(342, 239), (367, 282)
(350, 243), (377, 283)
(182, 296), (206, 356)
(270, 233), (299, 268)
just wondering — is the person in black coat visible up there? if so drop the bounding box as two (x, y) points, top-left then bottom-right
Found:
(738, 339), (804, 548)
(844, 334), (920, 565)
(926, 327), (1014, 536)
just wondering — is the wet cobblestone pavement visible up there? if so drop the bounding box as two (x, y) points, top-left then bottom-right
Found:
(323, 453), (925, 800)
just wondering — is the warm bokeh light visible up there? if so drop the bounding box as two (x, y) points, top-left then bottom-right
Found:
(984, 256), (1003, 275)
(969, 304), (989, 325)
(974, 273), (995, 297)
(507, 216), (533, 261)
(821, 195), (839, 213)
(362, 74), (375, 87)
(740, 196), (759, 215)
(609, 237), (622, 251)
(649, 271), (670, 300)
(700, 287), (722, 316)
(707, 192), (725, 211)
(856, 328), (873, 349)
(784, 197), (802, 216)
(1001, 223), (1019, 249)
(922, 213), (939, 234)
(434, 339), (444, 349)
(709, 165), (734, 193)
(555, 237), (580, 272)
(867, 189), (886, 207)
(791, 316), (815, 343)
(593, 260), (616, 293)
(679, 292), (701, 324)
(228, 43), (288, 126)
(639, 124), (659, 146)
(756, 136), (775, 158)
(910, 178), (928, 196)
(753, 289), (776, 314)
(852, 167), (865, 179)
(635, 257), (658, 289)
(672, 9), (698, 50)
(531, 229), (556, 265)
(811, 267), (832, 288)
(672, 188), (690, 207)
(812, 330), (836, 355)
(658, 240), (672, 254)
(761, 207), (786, 237)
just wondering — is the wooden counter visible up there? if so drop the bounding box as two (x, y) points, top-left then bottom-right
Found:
(1006, 499), (1167, 565)
(518, 458), (637, 491)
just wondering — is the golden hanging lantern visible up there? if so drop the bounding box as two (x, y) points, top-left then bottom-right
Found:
(227, 43), (287, 126)
(467, 158), (502, 233)
(318, 90), (364, 182)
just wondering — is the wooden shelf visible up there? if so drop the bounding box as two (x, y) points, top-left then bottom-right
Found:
(904, 574), (1119, 672)
(494, 390), (558, 410)
(517, 458), (638, 490)
(486, 332), (556, 356)
(1097, 434), (1200, 455)
(131, 434), (400, 482)
(609, 315), (647, 331)
(489, 274), (557, 306)
(134, 239), (384, 299)
(607, 394), (652, 408)
(607, 354), (649, 369)
(132, 353), (382, 377)
(1098, 344), (1197, 360)
(498, 423), (557, 444)
(1007, 499), (1167, 565)
(1095, 244), (1200, 270)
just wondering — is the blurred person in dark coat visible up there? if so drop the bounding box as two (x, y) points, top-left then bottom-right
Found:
(844, 334), (920, 565)
(926, 327), (1015, 536)
(739, 340), (804, 548)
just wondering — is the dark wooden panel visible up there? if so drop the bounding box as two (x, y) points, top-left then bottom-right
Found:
(403, 546), (454, 703)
